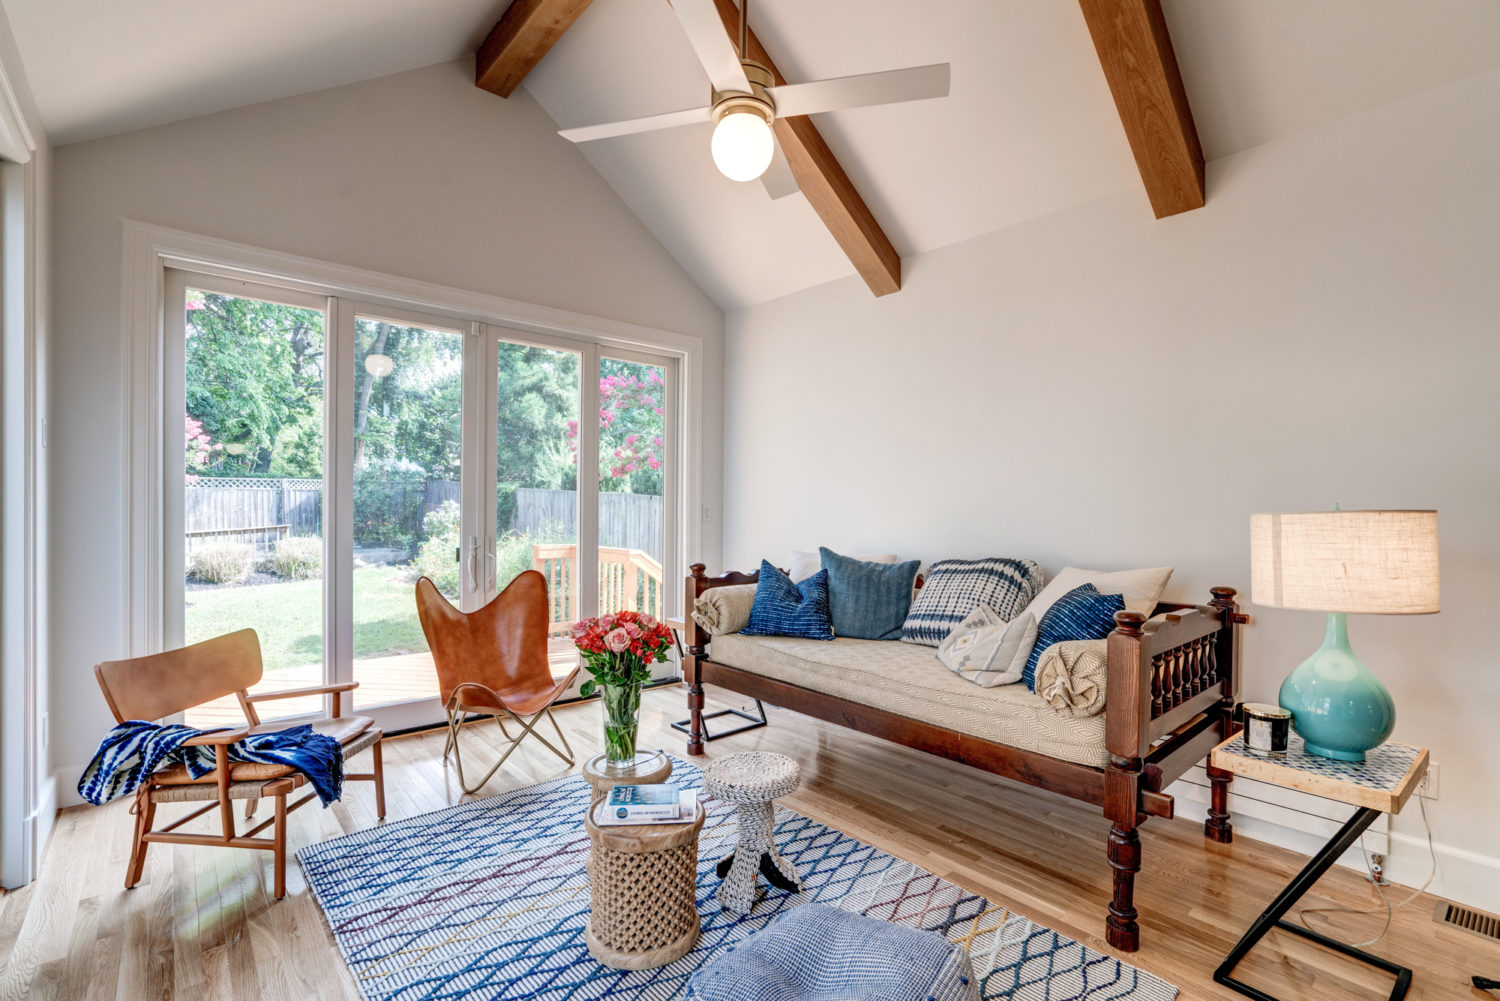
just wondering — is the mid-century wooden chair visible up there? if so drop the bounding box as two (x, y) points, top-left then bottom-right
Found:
(93, 629), (385, 899)
(415, 571), (580, 794)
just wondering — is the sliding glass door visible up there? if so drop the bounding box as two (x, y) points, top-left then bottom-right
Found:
(166, 269), (681, 730)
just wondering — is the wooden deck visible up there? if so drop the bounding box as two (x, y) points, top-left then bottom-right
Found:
(184, 638), (581, 727)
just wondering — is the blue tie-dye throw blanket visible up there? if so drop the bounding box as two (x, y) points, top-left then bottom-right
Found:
(79, 721), (344, 807)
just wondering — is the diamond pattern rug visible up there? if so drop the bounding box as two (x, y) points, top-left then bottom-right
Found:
(299, 757), (1177, 1000)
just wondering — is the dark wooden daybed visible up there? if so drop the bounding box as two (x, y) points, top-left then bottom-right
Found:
(681, 563), (1248, 952)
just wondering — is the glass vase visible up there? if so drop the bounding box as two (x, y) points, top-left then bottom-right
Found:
(600, 679), (642, 767)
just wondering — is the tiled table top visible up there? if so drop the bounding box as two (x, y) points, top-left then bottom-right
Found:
(1210, 731), (1429, 814)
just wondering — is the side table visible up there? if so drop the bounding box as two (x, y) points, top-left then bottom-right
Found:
(582, 750), (672, 803)
(1208, 731), (1429, 1001)
(584, 798), (706, 970)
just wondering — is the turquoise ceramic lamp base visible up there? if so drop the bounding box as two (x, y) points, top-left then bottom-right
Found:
(1278, 613), (1395, 762)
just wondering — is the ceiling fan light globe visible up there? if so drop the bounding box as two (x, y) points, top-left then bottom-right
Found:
(364, 353), (394, 378)
(711, 110), (774, 182)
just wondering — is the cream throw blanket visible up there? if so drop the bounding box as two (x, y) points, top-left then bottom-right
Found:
(1034, 640), (1109, 718)
(691, 584), (758, 635)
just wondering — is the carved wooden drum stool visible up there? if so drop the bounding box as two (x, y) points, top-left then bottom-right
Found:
(702, 751), (802, 915)
(584, 798), (705, 970)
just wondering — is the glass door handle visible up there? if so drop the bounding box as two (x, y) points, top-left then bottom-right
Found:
(485, 540), (496, 593)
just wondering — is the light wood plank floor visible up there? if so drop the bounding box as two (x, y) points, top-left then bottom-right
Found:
(1, 687), (1493, 999)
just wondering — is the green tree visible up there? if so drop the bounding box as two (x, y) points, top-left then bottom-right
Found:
(185, 291), (325, 476)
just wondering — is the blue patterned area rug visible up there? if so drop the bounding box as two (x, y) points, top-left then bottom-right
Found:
(299, 757), (1177, 1001)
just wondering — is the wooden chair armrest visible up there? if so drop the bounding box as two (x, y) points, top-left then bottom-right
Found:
(244, 682), (359, 703)
(180, 726), (250, 746)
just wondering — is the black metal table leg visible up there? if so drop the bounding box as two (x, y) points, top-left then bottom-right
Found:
(671, 700), (768, 742)
(1215, 806), (1412, 1001)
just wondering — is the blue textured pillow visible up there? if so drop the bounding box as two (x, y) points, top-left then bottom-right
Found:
(741, 560), (835, 640)
(1022, 583), (1125, 691)
(819, 547), (920, 641)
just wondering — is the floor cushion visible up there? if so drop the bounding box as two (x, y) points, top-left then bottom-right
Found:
(685, 902), (977, 1001)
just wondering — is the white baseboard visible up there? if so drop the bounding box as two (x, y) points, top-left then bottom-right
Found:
(1169, 766), (1500, 915)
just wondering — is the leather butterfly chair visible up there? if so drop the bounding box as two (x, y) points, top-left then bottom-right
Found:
(415, 570), (580, 794)
(92, 629), (385, 899)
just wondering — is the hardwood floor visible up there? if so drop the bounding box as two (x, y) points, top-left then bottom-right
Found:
(1, 687), (1493, 999)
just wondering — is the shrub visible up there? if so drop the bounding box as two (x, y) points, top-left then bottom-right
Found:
(268, 536), (322, 579)
(411, 500), (462, 599)
(353, 469), (425, 549)
(188, 541), (255, 585)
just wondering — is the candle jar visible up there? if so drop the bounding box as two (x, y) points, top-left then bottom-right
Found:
(1242, 703), (1291, 758)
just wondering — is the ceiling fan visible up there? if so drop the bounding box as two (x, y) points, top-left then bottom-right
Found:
(558, 0), (950, 198)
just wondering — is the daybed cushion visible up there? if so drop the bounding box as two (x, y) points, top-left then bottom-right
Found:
(708, 632), (1109, 767)
(1034, 640), (1109, 717)
(789, 549), (897, 583)
(1022, 584), (1125, 691)
(936, 607), (1036, 687)
(1021, 565), (1173, 623)
(742, 562), (835, 641)
(691, 583), (757, 636)
(820, 547), (921, 641)
(901, 557), (1043, 647)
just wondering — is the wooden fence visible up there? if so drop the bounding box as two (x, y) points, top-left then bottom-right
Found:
(514, 488), (663, 561)
(185, 476), (460, 550)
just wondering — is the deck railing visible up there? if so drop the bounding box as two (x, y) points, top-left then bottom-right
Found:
(531, 543), (666, 636)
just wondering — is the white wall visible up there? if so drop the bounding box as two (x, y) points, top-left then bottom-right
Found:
(49, 60), (724, 800)
(724, 69), (1500, 908)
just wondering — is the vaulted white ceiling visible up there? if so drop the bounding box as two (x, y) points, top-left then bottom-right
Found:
(8, 0), (1500, 309)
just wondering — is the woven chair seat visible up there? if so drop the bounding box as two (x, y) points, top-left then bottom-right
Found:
(702, 752), (800, 804)
(148, 727), (381, 802)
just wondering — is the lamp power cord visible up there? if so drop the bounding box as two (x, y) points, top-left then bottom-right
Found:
(1293, 795), (1437, 948)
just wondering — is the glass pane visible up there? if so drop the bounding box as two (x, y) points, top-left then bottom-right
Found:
(182, 288), (326, 726)
(352, 318), (463, 710)
(597, 358), (667, 625)
(496, 342), (580, 680)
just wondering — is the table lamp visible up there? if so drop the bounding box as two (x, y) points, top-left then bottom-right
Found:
(1249, 510), (1439, 761)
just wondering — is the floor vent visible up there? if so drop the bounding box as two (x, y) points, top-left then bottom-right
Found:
(1434, 901), (1500, 943)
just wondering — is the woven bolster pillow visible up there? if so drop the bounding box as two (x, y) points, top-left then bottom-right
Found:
(1034, 640), (1109, 717)
(691, 584), (758, 636)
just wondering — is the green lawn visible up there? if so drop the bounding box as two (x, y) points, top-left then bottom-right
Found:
(184, 565), (432, 672)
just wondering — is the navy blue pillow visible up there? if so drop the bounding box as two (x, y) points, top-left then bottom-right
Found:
(742, 560), (835, 640)
(1022, 583), (1125, 691)
(820, 547), (920, 641)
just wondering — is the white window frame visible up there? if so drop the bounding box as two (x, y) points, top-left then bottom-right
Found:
(124, 222), (707, 723)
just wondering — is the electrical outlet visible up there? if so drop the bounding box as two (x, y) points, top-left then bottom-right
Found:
(1418, 762), (1439, 800)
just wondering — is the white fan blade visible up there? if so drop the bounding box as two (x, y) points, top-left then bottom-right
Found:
(670, 0), (752, 95)
(559, 106), (712, 143)
(759, 144), (798, 200)
(768, 63), (950, 118)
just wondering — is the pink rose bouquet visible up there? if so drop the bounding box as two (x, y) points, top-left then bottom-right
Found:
(571, 610), (675, 764)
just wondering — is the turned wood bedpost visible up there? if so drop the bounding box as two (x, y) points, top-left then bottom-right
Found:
(683, 564), (709, 755)
(1103, 609), (1149, 952)
(1205, 586), (1246, 845)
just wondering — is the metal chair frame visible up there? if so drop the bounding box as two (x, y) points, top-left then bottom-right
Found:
(443, 697), (575, 794)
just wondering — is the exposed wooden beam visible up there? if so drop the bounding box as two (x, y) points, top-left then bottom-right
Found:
(708, 0), (902, 296)
(475, 0), (596, 98)
(1078, 0), (1205, 218)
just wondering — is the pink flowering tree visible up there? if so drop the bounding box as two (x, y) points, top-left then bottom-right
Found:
(184, 413), (223, 484)
(564, 361), (665, 495)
